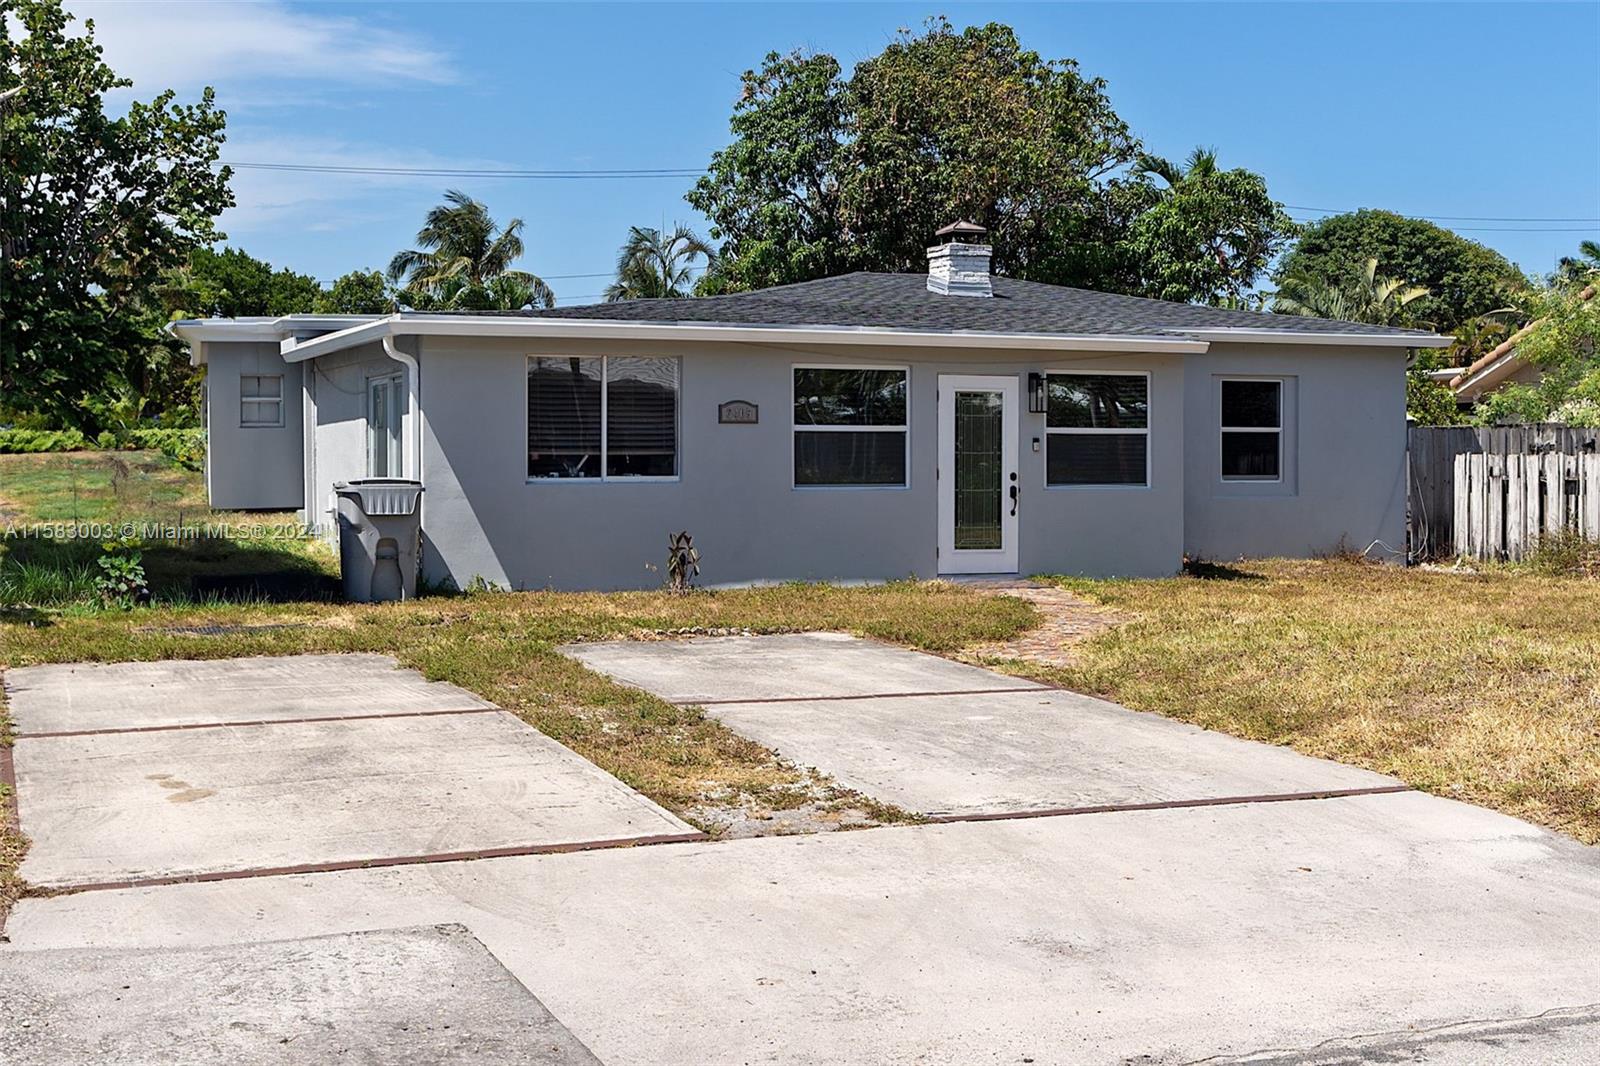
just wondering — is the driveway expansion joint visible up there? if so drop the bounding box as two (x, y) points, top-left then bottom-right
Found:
(13, 705), (502, 740)
(679, 685), (1053, 706)
(30, 829), (712, 895)
(922, 784), (1415, 824)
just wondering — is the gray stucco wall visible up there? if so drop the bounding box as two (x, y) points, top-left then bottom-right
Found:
(201, 341), (303, 511)
(306, 342), (414, 531)
(1181, 342), (1408, 561)
(414, 336), (1187, 591)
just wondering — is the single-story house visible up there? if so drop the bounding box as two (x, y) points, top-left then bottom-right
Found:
(171, 225), (1450, 591)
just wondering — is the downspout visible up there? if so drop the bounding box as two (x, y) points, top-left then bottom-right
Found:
(381, 333), (422, 483)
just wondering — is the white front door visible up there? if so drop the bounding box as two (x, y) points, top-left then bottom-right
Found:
(937, 374), (1020, 574)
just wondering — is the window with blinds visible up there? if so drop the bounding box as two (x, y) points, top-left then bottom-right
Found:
(792, 366), (909, 487)
(527, 356), (678, 480)
(240, 374), (283, 428)
(1044, 372), (1149, 486)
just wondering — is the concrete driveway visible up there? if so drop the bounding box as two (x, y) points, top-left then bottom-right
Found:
(6, 654), (696, 888)
(563, 633), (1403, 817)
(6, 638), (1600, 1064)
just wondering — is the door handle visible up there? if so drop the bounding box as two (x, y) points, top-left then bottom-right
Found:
(1009, 483), (1020, 516)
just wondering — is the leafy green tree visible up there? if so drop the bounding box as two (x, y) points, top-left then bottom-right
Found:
(688, 20), (1288, 303)
(1124, 147), (1295, 304)
(388, 190), (554, 310)
(605, 224), (716, 301)
(0, 0), (233, 430)
(1273, 210), (1524, 330)
(1273, 257), (1430, 326)
(1406, 370), (1462, 425)
(842, 20), (1137, 280)
(1472, 285), (1600, 426)
(165, 247), (319, 319)
(315, 270), (392, 314)
(686, 51), (855, 292)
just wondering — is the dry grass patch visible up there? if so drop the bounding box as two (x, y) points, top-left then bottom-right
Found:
(1021, 558), (1600, 843)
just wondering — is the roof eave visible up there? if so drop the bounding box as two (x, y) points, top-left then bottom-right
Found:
(1172, 327), (1454, 349)
(278, 315), (1212, 361)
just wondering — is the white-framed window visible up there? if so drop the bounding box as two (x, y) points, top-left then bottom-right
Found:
(1220, 378), (1282, 482)
(367, 372), (403, 478)
(240, 374), (283, 428)
(527, 355), (679, 480)
(792, 365), (909, 487)
(1044, 371), (1149, 487)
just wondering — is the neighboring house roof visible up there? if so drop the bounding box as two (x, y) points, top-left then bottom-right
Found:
(1448, 285), (1594, 401)
(171, 271), (1450, 365)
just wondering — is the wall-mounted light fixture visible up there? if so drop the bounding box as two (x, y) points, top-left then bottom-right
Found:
(1027, 372), (1047, 414)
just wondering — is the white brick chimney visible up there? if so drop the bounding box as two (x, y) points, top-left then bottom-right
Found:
(926, 220), (992, 297)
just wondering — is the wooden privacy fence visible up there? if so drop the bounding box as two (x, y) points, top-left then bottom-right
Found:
(1453, 452), (1600, 560)
(1408, 424), (1600, 559)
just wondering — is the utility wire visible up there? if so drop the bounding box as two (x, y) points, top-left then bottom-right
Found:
(219, 161), (700, 178)
(1285, 205), (1599, 224)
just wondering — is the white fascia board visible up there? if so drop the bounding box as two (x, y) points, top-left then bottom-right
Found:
(279, 318), (398, 360)
(280, 315), (1208, 361)
(1173, 327), (1454, 349)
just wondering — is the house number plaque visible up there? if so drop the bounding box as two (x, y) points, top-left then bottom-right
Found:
(718, 400), (759, 425)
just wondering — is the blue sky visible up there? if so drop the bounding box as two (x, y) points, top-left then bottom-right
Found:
(75, 1), (1600, 305)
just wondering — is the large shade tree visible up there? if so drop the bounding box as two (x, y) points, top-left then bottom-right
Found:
(1, 0), (234, 430)
(688, 19), (1290, 304)
(605, 224), (716, 301)
(1123, 148), (1296, 305)
(1272, 210), (1525, 331)
(388, 190), (554, 310)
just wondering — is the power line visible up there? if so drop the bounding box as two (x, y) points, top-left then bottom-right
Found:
(220, 161), (701, 179)
(1286, 204), (1599, 224)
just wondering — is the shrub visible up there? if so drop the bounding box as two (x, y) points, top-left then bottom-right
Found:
(93, 539), (149, 608)
(0, 428), (90, 453)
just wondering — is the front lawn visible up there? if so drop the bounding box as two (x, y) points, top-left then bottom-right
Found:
(1022, 558), (1600, 844)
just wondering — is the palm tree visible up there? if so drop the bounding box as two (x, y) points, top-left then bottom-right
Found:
(1132, 145), (1219, 189)
(604, 224), (716, 302)
(1272, 257), (1429, 327)
(388, 190), (554, 310)
(1556, 240), (1600, 286)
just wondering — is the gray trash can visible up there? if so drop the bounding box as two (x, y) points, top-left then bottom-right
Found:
(333, 479), (424, 603)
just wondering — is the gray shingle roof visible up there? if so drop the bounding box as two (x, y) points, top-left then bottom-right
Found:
(410, 272), (1434, 340)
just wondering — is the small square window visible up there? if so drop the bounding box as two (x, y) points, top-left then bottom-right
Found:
(240, 375), (283, 428)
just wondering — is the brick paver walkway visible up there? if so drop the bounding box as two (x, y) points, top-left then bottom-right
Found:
(957, 578), (1125, 668)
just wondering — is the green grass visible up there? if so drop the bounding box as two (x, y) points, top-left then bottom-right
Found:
(1013, 558), (1600, 845)
(0, 451), (335, 608)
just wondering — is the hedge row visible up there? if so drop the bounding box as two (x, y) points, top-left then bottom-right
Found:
(0, 428), (206, 466)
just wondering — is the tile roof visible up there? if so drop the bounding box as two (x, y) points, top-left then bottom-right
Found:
(416, 272), (1436, 340)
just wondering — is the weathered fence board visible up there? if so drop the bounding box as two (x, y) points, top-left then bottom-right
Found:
(1451, 452), (1600, 560)
(1408, 424), (1600, 559)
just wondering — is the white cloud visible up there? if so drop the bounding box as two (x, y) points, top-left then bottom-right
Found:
(66, 1), (456, 92)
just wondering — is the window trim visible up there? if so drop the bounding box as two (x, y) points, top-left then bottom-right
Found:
(790, 362), (911, 491)
(366, 371), (404, 478)
(524, 354), (681, 484)
(239, 374), (284, 430)
(1218, 376), (1284, 484)
(1042, 368), (1151, 490)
